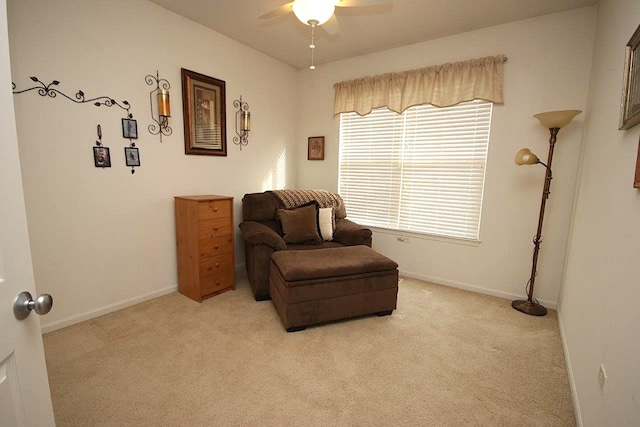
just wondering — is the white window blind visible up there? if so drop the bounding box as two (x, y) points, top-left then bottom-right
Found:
(338, 100), (493, 241)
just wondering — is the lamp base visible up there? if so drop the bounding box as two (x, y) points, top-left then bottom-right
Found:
(511, 299), (547, 316)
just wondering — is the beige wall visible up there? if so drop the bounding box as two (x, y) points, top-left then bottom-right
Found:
(8, 0), (297, 331)
(295, 8), (596, 308)
(560, 0), (640, 424)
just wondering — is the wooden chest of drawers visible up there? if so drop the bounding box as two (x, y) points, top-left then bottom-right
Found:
(174, 195), (235, 302)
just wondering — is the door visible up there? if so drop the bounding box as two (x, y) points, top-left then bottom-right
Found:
(0, 0), (55, 425)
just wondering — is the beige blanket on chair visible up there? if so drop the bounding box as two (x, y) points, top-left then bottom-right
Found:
(270, 189), (347, 219)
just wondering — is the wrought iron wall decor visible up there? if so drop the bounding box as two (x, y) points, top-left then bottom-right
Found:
(145, 70), (172, 143)
(93, 124), (111, 168)
(12, 76), (134, 118)
(13, 76), (142, 175)
(233, 95), (250, 150)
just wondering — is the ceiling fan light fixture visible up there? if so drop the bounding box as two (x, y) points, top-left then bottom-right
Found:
(292, 0), (335, 26)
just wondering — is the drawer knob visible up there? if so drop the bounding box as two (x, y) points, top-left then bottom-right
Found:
(215, 280), (220, 285)
(215, 263), (220, 268)
(214, 245), (219, 250)
(213, 226), (219, 231)
(213, 207), (218, 212)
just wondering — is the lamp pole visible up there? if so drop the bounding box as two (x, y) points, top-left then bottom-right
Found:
(513, 110), (581, 317)
(513, 127), (559, 316)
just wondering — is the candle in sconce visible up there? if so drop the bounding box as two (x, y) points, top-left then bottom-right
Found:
(242, 110), (250, 131)
(157, 89), (171, 117)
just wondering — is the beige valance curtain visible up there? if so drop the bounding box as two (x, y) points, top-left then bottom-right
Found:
(333, 55), (505, 116)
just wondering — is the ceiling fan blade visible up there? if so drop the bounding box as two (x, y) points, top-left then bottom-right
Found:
(258, 2), (294, 19)
(322, 14), (340, 35)
(335, 0), (391, 7)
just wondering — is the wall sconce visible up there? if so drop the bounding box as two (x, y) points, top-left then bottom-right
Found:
(145, 70), (172, 142)
(512, 109), (582, 316)
(233, 96), (250, 150)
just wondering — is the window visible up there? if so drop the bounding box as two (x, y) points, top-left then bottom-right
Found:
(338, 100), (493, 241)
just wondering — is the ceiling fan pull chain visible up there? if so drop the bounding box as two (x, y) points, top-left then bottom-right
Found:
(309, 25), (316, 70)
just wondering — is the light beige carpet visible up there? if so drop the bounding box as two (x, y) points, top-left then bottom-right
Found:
(43, 277), (575, 426)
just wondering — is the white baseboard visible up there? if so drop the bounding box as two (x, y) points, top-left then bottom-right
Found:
(40, 285), (178, 334)
(557, 312), (583, 426)
(41, 265), (249, 334)
(398, 269), (558, 310)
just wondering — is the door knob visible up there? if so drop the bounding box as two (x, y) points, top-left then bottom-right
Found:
(13, 291), (53, 320)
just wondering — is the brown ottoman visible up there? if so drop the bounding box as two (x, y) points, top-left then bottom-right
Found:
(269, 246), (399, 332)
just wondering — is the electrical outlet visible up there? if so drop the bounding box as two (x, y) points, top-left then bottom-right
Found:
(598, 363), (607, 393)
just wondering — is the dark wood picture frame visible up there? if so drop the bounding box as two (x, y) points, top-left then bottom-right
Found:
(181, 68), (227, 156)
(620, 24), (640, 130)
(125, 147), (140, 167)
(93, 146), (111, 168)
(122, 118), (138, 139)
(308, 136), (325, 160)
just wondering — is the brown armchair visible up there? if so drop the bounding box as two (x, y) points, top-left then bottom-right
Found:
(239, 191), (372, 300)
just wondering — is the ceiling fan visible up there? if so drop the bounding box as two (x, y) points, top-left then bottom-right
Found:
(259, 0), (392, 69)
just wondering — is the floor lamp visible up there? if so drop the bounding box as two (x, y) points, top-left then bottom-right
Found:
(512, 109), (582, 316)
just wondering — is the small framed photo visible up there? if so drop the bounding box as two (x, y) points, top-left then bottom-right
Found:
(308, 136), (325, 160)
(620, 24), (640, 130)
(93, 146), (111, 168)
(124, 147), (140, 167)
(122, 118), (138, 139)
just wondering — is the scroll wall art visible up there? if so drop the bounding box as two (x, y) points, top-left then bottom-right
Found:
(12, 76), (141, 173)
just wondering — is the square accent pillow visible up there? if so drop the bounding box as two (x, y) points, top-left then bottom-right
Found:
(276, 202), (321, 244)
(318, 207), (335, 241)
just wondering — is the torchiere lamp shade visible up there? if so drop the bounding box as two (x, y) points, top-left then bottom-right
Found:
(533, 110), (582, 129)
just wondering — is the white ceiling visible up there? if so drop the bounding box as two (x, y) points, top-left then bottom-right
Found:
(147, 0), (597, 70)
